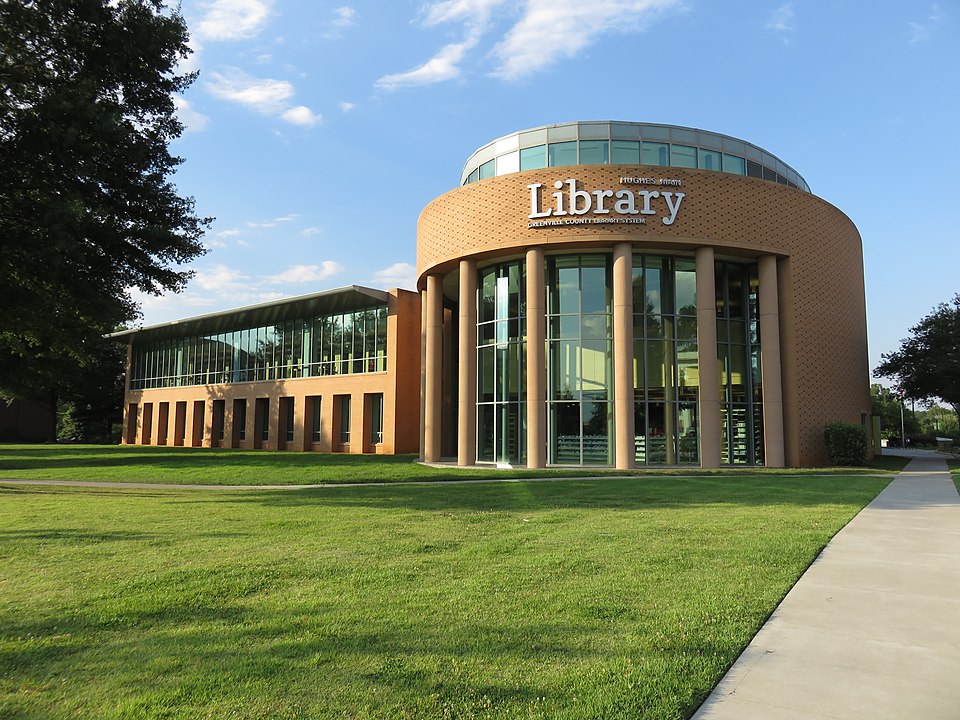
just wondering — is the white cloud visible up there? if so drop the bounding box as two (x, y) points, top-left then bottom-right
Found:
(378, 0), (679, 88)
(177, 36), (203, 75)
(301, 227), (323, 236)
(173, 96), (209, 132)
(281, 105), (323, 126)
(196, 0), (274, 41)
(333, 6), (356, 27)
(203, 238), (227, 249)
(194, 264), (249, 292)
(764, 3), (795, 33)
(338, 101), (356, 112)
(492, 0), (679, 80)
(205, 68), (320, 126)
(267, 262), (345, 284)
(371, 262), (417, 290)
(206, 68), (293, 113)
(376, 37), (478, 89)
(215, 228), (243, 238)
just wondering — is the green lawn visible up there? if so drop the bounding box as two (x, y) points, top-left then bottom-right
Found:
(0, 444), (901, 485)
(0, 474), (887, 719)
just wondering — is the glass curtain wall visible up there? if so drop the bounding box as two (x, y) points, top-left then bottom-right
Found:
(632, 255), (699, 465)
(716, 261), (763, 465)
(546, 255), (613, 465)
(130, 305), (388, 389)
(477, 262), (526, 464)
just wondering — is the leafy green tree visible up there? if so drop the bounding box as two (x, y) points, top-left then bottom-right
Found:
(875, 295), (960, 429)
(0, 0), (209, 437)
(870, 383), (919, 440)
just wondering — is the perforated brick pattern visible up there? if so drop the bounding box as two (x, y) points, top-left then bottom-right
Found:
(417, 167), (869, 466)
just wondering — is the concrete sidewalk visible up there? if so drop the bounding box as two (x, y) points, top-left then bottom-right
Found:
(693, 452), (960, 720)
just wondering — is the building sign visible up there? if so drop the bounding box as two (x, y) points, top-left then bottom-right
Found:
(527, 178), (686, 228)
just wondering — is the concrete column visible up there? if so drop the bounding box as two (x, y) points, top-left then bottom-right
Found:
(612, 242), (636, 470)
(458, 260), (477, 466)
(419, 289), (427, 461)
(526, 248), (547, 468)
(424, 274), (443, 462)
(758, 255), (785, 467)
(696, 247), (722, 468)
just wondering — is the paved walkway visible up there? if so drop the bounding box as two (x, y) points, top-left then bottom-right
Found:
(693, 450), (960, 719)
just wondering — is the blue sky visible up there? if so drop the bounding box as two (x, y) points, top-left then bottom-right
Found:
(140, 0), (959, 376)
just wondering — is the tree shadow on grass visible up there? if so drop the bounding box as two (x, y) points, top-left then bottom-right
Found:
(207, 475), (890, 514)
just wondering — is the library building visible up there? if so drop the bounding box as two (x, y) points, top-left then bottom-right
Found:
(116, 121), (871, 468)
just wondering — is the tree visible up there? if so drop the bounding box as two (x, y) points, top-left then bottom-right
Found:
(875, 295), (960, 429)
(0, 0), (209, 437)
(870, 383), (919, 440)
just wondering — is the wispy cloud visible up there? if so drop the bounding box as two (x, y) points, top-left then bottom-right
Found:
(215, 229), (243, 238)
(333, 6), (357, 27)
(205, 68), (321, 126)
(377, 38), (478, 89)
(492, 0), (680, 80)
(376, 0), (680, 88)
(173, 96), (209, 132)
(371, 262), (416, 290)
(301, 227), (323, 237)
(266, 262), (345, 284)
(764, 2), (795, 41)
(338, 101), (356, 112)
(909, 3), (943, 44)
(196, 0), (274, 41)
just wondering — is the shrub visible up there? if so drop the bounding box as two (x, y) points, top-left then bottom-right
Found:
(824, 422), (868, 466)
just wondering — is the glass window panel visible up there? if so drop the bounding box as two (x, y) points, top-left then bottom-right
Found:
(677, 347), (699, 401)
(480, 269), (497, 323)
(580, 263), (608, 315)
(722, 154), (746, 175)
(479, 159), (495, 179)
(548, 141), (577, 167)
(634, 401), (647, 464)
(671, 144), (696, 168)
(554, 266), (580, 315)
(579, 140), (608, 164)
(550, 402), (581, 464)
(675, 264), (696, 315)
(729, 320), (746, 345)
(633, 340), (645, 393)
(698, 148), (721, 171)
(549, 315), (579, 339)
(645, 339), (669, 398)
(611, 140), (641, 164)
(678, 403), (699, 464)
(632, 266), (644, 313)
(478, 345), (495, 403)
(580, 340), (609, 398)
(581, 314), (609, 340)
(551, 340), (579, 400)
(477, 404), (495, 462)
(644, 256), (662, 314)
(581, 401), (611, 465)
(646, 402), (667, 463)
(519, 145), (546, 170)
(467, 168), (479, 184)
(676, 315), (697, 340)
(727, 267), (745, 318)
(642, 141), (669, 166)
(746, 160), (763, 178)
